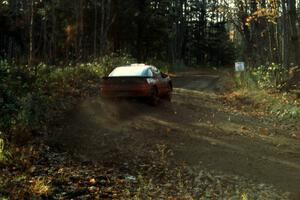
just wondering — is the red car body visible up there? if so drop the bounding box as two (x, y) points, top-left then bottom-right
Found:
(100, 64), (172, 103)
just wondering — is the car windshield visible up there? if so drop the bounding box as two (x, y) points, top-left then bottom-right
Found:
(108, 66), (153, 77)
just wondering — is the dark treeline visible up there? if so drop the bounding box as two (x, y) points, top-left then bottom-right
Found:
(0, 0), (299, 67)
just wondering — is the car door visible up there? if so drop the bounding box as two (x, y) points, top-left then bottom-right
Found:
(151, 66), (168, 94)
(160, 71), (171, 93)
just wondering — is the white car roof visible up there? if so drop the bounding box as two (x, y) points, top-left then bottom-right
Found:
(108, 64), (154, 77)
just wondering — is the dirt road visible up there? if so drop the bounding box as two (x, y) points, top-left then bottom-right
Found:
(52, 72), (300, 198)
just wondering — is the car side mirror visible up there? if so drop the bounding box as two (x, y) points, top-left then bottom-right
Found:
(161, 72), (168, 78)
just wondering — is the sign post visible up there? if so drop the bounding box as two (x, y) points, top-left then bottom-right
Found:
(235, 62), (245, 72)
(234, 62), (246, 87)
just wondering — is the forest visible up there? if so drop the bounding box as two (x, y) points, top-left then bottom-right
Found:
(1, 0), (300, 199)
(1, 0), (299, 67)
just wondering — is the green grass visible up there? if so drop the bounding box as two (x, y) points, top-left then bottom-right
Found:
(220, 68), (300, 120)
(233, 82), (300, 120)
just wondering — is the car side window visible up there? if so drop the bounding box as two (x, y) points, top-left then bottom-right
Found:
(147, 69), (153, 77)
(151, 67), (162, 78)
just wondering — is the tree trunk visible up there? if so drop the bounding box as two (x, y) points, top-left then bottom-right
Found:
(50, 1), (56, 64)
(281, 0), (289, 67)
(93, 0), (98, 58)
(29, 0), (34, 66)
(43, 3), (47, 62)
(136, 0), (146, 62)
(287, 0), (299, 65)
(100, 0), (105, 55)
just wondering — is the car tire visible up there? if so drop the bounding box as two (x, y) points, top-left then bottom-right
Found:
(162, 83), (172, 102)
(149, 87), (159, 106)
(164, 92), (172, 102)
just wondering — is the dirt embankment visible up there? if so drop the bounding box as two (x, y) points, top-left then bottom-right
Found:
(50, 72), (300, 199)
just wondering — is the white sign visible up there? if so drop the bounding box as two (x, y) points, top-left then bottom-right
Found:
(235, 62), (245, 72)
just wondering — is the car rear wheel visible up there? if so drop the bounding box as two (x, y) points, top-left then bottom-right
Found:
(149, 87), (159, 105)
(164, 92), (172, 102)
(162, 83), (172, 102)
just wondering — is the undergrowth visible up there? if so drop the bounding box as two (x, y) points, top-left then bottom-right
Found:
(227, 63), (300, 120)
(0, 54), (177, 164)
(0, 54), (138, 163)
